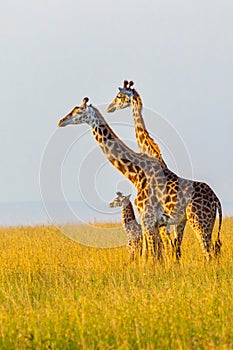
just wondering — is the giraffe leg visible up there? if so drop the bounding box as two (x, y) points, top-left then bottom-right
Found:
(130, 241), (142, 262)
(138, 237), (143, 257)
(141, 232), (149, 259)
(130, 248), (135, 262)
(166, 225), (174, 248)
(156, 233), (164, 261)
(173, 221), (186, 261)
(186, 202), (215, 261)
(127, 244), (134, 262)
(135, 236), (143, 259)
(188, 223), (213, 261)
(141, 212), (158, 260)
(159, 225), (173, 258)
(144, 229), (157, 259)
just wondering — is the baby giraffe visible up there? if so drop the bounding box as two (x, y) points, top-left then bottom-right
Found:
(109, 192), (142, 259)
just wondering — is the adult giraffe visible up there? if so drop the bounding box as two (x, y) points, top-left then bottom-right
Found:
(107, 80), (175, 257)
(59, 98), (163, 260)
(106, 80), (222, 259)
(58, 97), (222, 261)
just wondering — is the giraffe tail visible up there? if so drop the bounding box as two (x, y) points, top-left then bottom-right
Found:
(214, 196), (222, 257)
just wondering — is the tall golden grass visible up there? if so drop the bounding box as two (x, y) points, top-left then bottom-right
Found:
(0, 218), (232, 349)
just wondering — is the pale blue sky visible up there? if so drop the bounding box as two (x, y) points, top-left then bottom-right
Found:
(1, 1), (232, 216)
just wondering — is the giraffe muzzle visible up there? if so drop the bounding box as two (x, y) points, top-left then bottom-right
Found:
(106, 103), (116, 113)
(58, 115), (71, 127)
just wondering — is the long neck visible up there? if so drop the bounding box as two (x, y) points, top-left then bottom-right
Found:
(131, 91), (167, 168)
(121, 202), (136, 227)
(89, 106), (147, 190)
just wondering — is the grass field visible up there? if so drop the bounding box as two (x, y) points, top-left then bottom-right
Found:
(0, 218), (232, 349)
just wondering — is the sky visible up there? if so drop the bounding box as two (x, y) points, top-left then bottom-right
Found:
(1, 0), (233, 220)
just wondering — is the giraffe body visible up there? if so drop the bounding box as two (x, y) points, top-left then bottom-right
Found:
(58, 97), (222, 261)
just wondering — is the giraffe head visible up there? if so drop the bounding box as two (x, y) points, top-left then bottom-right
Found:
(109, 192), (131, 208)
(58, 97), (94, 127)
(106, 80), (137, 113)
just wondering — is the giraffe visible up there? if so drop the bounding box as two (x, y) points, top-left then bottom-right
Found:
(106, 80), (174, 257)
(106, 80), (222, 259)
(109, 191), (164, 260)
(109, 192), (142, 259)
(58, 97), (222, 261)
(59, 98), (164, 259)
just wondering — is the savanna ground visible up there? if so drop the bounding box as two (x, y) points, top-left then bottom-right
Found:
(0, 218), (233, 349)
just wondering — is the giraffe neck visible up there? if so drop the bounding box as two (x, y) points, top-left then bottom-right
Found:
(131, 92), (145, 131)
(131, 90), (167, 168)
(89, 106), (150, 191)
(121, 202), (136, 227)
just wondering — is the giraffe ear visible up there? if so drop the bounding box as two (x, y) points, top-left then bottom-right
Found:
(127, 194), (131, 200)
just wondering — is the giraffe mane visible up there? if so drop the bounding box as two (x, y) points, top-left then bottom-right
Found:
(129, 88), (143, 114)
(130, 90), (162, 159)
(126, 201), (136, 221)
